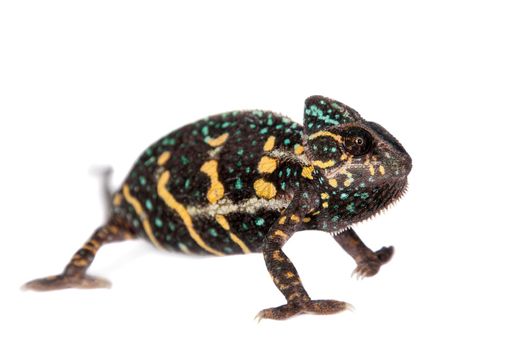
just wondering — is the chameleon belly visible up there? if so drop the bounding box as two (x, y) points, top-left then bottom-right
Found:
(112, 111), (304, 255)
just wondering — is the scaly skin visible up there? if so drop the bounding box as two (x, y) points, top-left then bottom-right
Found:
(24, 95), (412, 320)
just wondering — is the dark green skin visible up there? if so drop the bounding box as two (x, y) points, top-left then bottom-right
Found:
(24, 95), (412, 320)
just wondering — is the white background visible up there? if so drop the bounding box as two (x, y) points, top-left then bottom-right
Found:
(1, 1), (524, 349)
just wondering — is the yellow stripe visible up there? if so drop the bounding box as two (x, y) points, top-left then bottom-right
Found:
(122, 185), (163, 249)
(200, 160), (225, 204)
(308, 131), (343, 143)
(229, 232), (251, 254)
(206, 133), (229, 147)
(313, 159), (336, 168)
(263, 136), (276, 152)
(157, 171), (224, 256)
(215, 214), (251, 254)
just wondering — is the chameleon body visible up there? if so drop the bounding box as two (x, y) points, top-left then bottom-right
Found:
(24, 95), (412, 320)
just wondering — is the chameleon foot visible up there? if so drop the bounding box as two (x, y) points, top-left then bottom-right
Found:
(22, 274), (111, 291)
(352, 246), (394, 279)
(255, 299), (353, 321)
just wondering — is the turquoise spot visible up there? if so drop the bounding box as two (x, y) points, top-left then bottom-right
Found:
(235, 178), (242, 190)
(260, 127), (269, 134)
(154, 218), (163, 228)
(361, 193), (369, 199)
(222, 121), (231, 128)
(245, 167), (251, 173)
(191, 129), (198, 136)
(168, 222), (176, 231)
(267, 116), (273, 125)
(181, 155), (189, 165)
(201, 125), (209, 136)
(286, 168), (291, 177)
(144, 157), (156, 166)
(330, 147), (337, 153)
(209, 228), (218, 237)
(360, 182), (366, 188)
(332, 215), (339, 222)
(255, 218), (265, 226)
(278, 170), (283, 177)
(228, 167), (234, 173)
(302, 192), (309, 198)
(241, 222), (249, 230)
(184, 179), (191, 189)
(139, 176), (147, 186)
(340, 193), (349, 200)
(224, 247), (233, 253)
(145, 199), (153, 210)
(237, 148), (244, 155)
(276, 124), (283, 129)
(346, 203), (356, 213)
(281, 182), (286, 190)
(284, 139), (291, 145)
(253, 110), (263, 117)
(249, 124), (257, 129)
(162, 137), (176, 146)
(165, 235), (172, 242)
(307, 122), (314, 128)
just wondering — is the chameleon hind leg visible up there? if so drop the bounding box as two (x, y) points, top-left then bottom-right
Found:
(23, 217), (135, 291)
(333, 226), (394, 279)
(256, 209), (352, 321)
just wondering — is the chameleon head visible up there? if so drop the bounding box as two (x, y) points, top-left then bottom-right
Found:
(303, 95), (412, 221)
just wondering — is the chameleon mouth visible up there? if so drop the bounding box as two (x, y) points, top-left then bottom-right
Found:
(328, 180), (409, 234)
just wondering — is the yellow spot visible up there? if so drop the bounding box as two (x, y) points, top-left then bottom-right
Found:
(200, 160), (224, 204)
(302, 217), (311, 223)
(278, 216), (287, 225)
(112, 193), (123, 207)
(215, 214), (230, 230)
(328, 178), (338, 188)
(290, 214), (300, 223)
(158, 171), (224, 256)
(321, 192), (330, 199)
(273, 230), (289, 239)
(257, 156), (278, 174)
(369, 164), (375, 176)
(206, 133), (229, 147)
(379, 165), (385, 175)
(123, 184), (163, 250)
(273, 251), (285, 262)
(308, 131), (343, 143)
(301, 165), (314, 179)
(322, 202), (329, 208)
(312, 211), (321, 216)
(344, 179), (353, 187)
(285, 271), (295, 278)
(253, 178), (277, 199)
(313, 159), (336, 168)
(340, 153), (348, 160)
(157, 151), (171, 166)
(263, 136), (276, 152)
(294, 144), (304, 155)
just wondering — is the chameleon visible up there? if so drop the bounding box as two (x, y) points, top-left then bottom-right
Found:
(24, 95), (412, 320)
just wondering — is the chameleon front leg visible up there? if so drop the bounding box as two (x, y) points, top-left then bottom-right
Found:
(256, 208), (351, 321)
(333, 226), (394, 279)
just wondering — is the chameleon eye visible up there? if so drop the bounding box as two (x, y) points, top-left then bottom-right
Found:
(343, 128), (373, 156)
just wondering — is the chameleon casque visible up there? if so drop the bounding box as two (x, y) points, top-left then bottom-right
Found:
(24, 95), (412, 320)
